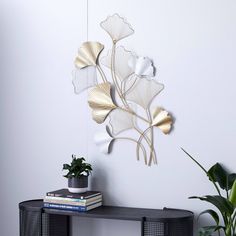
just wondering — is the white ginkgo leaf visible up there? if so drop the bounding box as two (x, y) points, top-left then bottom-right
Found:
(100, 46), (134, 81)
(128, 56), (154, 77)
(125, 77), (164, 109)
(72, 66), (97, 94)
(109, 107), (135, 135)
(100, 14), (134, 42)
(94, 128), (114, 154)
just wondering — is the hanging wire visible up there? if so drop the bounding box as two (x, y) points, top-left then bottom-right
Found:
(85, 0), (89, 160)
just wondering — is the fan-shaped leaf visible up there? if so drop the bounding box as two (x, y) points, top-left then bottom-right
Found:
(75, 42), (104, 69)
(88, 82), (117, 124)
(100, 14), (134, 42)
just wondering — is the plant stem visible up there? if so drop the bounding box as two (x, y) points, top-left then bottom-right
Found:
(181, 148), (222, 196)
(232, 211), (236, 233)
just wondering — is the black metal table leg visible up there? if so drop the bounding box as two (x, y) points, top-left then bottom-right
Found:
(141, 217), (146, 236)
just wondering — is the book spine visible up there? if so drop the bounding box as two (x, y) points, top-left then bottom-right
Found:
(44, 203), (87, 211)
(44, 195), (102, 203)
(46, 192), (101, 200)
(44, 198), (102, 207)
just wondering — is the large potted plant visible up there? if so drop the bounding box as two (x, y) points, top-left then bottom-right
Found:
(63, 155), (92, 193)
(182, 148), (236, 236)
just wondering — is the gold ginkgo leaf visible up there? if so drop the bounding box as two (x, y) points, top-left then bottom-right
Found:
(151, 107), (173, 134)
(74, 41), (104, 69)
(88, 82), (117, 124)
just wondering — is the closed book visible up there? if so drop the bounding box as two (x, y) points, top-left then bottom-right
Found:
(47, 189), (101, 200)
(44, 201), (102, 212)
(44, 196), (102, 207)
(44, 195), (102, 203)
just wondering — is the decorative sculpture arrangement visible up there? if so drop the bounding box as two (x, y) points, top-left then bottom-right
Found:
(72, 14), (173, 166)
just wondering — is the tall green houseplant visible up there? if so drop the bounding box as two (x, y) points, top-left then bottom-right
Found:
(182, 148), (236, 236)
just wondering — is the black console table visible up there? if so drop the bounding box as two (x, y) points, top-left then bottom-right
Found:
(19, 199), (193, 236)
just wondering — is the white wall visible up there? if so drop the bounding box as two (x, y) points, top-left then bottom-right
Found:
(1, 0), (236, 235)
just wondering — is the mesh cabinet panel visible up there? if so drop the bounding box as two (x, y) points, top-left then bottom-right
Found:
(20, 209), (42, 236)
(144, 219), (193, 236)
(19, 200), (69, 236)
(42, 213), (69, 236)
(167, 219), (193, 236)
(144, 221), (165, 236)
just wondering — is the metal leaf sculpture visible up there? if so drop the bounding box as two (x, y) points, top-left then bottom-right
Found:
(100, 13), (134, 42)
(72, 66), (97, 94)
(125, 77), (164, 109)
(152, 107), (173, 134)
(101, 46), (134, 81)
(88, 82), (116, 124)
(72, 14), (174, 166)
(94, 128), (114, 154)
(75, 42), (104, 69)
(128, 56), (155, 77)
(109, 107), (135, 135)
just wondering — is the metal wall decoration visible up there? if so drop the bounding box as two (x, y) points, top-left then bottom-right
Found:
(72, 14), (173, 166)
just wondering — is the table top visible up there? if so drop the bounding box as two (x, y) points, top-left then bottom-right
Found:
(19, 199), (194, 222)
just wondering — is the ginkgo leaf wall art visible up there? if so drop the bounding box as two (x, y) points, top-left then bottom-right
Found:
(72, 14), (173, 166)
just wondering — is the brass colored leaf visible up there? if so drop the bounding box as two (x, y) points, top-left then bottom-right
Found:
(88, 82), (117, 124)
(152, 107), (173, 134)
(75, 42), (104, 69)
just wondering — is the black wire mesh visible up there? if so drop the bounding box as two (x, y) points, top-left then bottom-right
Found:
(19, 200), (193, 236)
(20, 209), (42, 236)
(167, 219), (193, 236)
(20, 208), (69, 236)
(144, 221), (165, 236)
(144, 220), (193, 236)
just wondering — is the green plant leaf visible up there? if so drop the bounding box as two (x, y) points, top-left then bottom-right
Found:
(208, 163), (228, 190)
(228, 174), (236, 190)
(208, 163), (236, 191)
(198, 225), (224, 236)
(198, 209), (219, 225)
(229, 180), (236, 207)
(62, 164), (71, 170)
(63, 156), (92, 178)
(190, 195), (234, 216)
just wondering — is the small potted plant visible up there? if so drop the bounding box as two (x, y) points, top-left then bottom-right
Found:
(63, 155), (92, 193)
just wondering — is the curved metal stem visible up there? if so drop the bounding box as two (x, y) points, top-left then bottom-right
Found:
(116, 137), (147, 165)
(136, 126), (155, 166)
(96, 64), (107, 83)
(146, 109), (156, 165)
(135, 126), (156, 165)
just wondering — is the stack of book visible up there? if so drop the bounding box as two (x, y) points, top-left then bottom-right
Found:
(44, 189), (102, 212)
